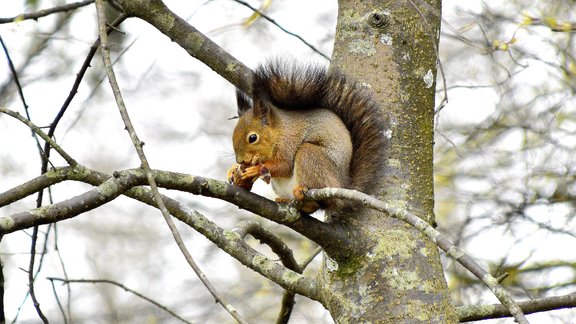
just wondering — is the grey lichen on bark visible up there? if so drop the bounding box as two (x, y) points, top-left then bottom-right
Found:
(316, 0), (458, 322)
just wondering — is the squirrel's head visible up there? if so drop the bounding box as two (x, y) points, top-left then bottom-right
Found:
(232, 89), (279, 165)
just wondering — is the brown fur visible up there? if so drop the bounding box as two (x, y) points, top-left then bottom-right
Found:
(231, 60), (387, 209)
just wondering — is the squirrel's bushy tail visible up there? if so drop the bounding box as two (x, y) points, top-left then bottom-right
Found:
(252, 60), (387, 195)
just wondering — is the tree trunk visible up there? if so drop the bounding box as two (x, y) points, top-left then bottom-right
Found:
(317, 1), (458, 322)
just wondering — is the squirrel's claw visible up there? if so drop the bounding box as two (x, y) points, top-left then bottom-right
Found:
(292, 185), (320, 213)
(293, 185), (308, 201)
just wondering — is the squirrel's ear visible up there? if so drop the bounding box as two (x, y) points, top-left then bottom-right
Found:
(236, 89), (252, 117)
(253, 98), (275, 126)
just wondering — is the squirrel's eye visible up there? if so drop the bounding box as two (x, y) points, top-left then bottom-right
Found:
(248, 133), (259, 144)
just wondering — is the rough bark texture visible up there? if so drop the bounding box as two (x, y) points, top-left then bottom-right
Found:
(316, 1), (458, 322)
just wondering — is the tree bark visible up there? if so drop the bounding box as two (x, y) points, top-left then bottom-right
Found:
(316, 1), (458, 322)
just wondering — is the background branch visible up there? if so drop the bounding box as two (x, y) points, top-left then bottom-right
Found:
(0, 0), (95, 24)
(0, 107), (76, 166)
(230, 0), (330, 60)
(48, 277), (192, 324)
(458, 293), (576, 322)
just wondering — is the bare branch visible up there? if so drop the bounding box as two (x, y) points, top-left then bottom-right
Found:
(0, 35), (45, 164)
(306, 187), (529, 324)
(48, 277), (192, 324)
(48, 277), (68, 324)
(458, 293), (576, 322)
(0, 107), (76, 166)
(230, 0), (330, 60)
(94, 1), (247, 322)
(299, 246), (322, 270)
(233, 220), (299, 270)
(0, 0), (95, 24)
(27, 227), (49, 324)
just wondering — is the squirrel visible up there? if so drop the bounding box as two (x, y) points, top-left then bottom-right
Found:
(227, 60), (387, 213)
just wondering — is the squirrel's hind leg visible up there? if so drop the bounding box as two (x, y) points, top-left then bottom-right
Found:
(293, 142), (348, 211)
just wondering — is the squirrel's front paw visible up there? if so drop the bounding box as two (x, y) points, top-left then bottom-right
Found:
(241, 164), (272, 184)
(240, 165), (260, 180)
(228, 164), (257, 190)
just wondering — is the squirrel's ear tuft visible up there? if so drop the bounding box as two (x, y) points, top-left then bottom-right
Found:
(236, 88), (252, 117)
(253, 99), (274, 126)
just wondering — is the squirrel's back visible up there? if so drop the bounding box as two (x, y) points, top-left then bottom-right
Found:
(252, 60), (387, 195)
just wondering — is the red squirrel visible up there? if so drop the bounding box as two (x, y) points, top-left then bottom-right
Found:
(228, 60), (387, 213)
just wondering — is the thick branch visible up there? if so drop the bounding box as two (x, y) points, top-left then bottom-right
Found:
(142, 171), (353, 255)
(0, 167), (319, 299)
(0, 168), (350, 252)
(0, 168), (141, 232)
(114, 0), (253, 93)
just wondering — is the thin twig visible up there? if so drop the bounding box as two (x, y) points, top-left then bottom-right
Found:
(230, 0), (330, 60)
(0, 107), (76, 165)
(53, 224), (72, 322)
(306, 187), (529, 324)
(4, 15), (77, 322)
(94, 1), (248, 323)
(299, 246), (322, 270)
(0, 12), (72, 103)
(1, 34), (50, 324)
(0, 0), (95, 24)
(61, 20), (132, 139)
(0, 35), (45, 162)
(47, 13), (128, 153)
(27, 226), (49, 323)
(48, 277), (192, 324)
(48, 278), (68, 324)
